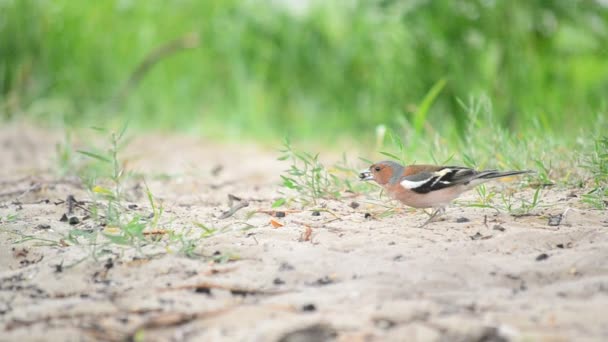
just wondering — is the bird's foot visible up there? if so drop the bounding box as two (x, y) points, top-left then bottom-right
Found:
(419, 207), (446, 228)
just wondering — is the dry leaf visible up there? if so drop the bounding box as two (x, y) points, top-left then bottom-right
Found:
(300, 225), (312, 242)
(143, 229), (167, 235)
(270, 219), (284, 228)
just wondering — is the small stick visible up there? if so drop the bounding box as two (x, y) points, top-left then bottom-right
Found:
(142, 230), (168, 235)
(66, 195), (76, 215)
(219, 201), (249, 219)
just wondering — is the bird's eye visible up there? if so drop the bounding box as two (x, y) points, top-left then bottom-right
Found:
(374, 166), (381, 172)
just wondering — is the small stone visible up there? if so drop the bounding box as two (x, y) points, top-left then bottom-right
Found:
(388, 241), (396, 246)
(68, 217), (80, 225)
(364, 213), (372, 219)
(313, 276), (333, 286)
(311, 211), (321, 216)
(456, 217), (470, 223)
(469, 232), (483, 240)
(195, 287), (211, 295)
(349, 201), (360, 209)
(128, 204), (138, 210)
(493, 225), (506, 232)
(273, 278), (285, 285)
(374, 318), (396, 330)
(59, 214), (68, 222)
(36, 224), (51, 230)
(301, 303), (316, 312)
(536, 253), (549, 261)
(548, 214), (562, 227)
(279, 262), (294, 271)
(275, 211), (286, 218)
(556, 243), (564, 249)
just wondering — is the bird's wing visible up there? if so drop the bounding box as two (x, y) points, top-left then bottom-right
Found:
(400, 166), (480, 194)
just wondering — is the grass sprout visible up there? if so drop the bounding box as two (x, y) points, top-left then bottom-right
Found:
(581, 136), (608, 209)
(277, 138), (341, 206)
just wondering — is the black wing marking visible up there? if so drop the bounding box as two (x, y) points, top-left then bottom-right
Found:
(403, 167), (477, 194)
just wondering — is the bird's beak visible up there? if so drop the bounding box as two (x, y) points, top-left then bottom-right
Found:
(359, 169), (373, 181)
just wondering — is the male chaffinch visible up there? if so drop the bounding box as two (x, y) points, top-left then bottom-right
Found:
(359, 160), (532, 226)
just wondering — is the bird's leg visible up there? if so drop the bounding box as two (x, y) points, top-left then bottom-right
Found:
(419, 207), (446, 228)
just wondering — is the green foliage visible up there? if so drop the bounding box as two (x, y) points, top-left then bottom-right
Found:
(1, 1), (607, 140)
(0, 213), (19, 224)
(53, 126), (220, 259)
(581, 137), (608, 209)
(277, 138), (372, 206)
(278, 138), (340, 205)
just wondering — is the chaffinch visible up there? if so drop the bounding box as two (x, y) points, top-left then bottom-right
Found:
(359, 160), (532, 226)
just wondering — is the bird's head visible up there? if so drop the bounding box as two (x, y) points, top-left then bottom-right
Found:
(359, 160), (404, 185)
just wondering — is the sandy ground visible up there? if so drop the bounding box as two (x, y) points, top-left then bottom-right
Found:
(1, 122), (607, 342)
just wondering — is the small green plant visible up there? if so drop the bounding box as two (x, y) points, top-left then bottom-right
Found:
(469, 184), (497, 209)
(55, 130), (76, 176)
(581, 136), (608, 209)
(277, 138), (341, 205)
(499, 187), (543, 216)
(532, 159), (555, 187)
(464, 185), (543, 216)
(378, 129), (408, 165)
(0, 213), (18, 223)
(68, 125), (198, 258)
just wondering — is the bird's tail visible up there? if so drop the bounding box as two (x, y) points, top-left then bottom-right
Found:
(478, 169), (534, 179)
(467, 169), (534, 187)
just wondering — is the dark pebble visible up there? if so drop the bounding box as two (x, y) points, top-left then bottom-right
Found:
(275, 211), (286, 218)
(349, 201), (360, 209)
(393, 254), (403, 261)
(279, 262), (294, 271)
(493, 225), (506, 232)
(68, 217), (80, 225)
(59, 214), (68, 222)
(301, 303), (316, 312)
(128, 204), (138, 210)
(273, 278), (285, 285)
(548, 214), (562, 227)
(364, 213), (372, 219)
(469, 232), (483, 240)
(36, 224), (51, 230)
(311, 211), (321, 216)
(556, 243), (564, 249)
(313, 276), (333, 286)
(388, 241), (396, 246)
(536, 253), (550, 261)
(211, 165), (224, 176)
(456, 217), (470, 223)
(195, 287), (211, 295)
(374, 318), (396, 330)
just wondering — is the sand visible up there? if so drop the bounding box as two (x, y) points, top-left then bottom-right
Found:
(1, 122), (607, 342)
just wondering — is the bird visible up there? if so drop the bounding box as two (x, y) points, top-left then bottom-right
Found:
(359, 160), (533, 226)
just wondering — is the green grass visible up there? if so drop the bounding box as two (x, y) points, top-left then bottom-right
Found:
(1, 0), (607, 143)
(581, 137), (608, 209)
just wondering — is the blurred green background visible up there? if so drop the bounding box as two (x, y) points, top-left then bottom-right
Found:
(1, 0), (607, 142)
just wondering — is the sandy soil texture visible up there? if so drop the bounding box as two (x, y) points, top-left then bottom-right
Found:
(1, 123), (607, 342)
